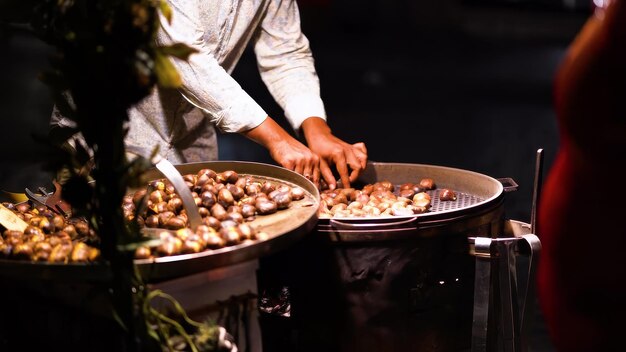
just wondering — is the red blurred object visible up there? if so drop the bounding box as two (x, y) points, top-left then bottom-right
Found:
(538, 0), (626, 350)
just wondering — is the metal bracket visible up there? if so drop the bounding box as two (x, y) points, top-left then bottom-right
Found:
(470, 234), (541, 352)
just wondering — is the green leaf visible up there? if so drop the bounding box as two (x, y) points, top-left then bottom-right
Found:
(159, 0), (173, 24)
(158, 43), (198, 60)
(154, 52), (182, 88)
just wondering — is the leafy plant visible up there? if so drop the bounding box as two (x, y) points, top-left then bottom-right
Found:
(28, 0), (221, 350)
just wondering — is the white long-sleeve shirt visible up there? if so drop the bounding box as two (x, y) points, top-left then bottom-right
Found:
(126, 0), (327, 163)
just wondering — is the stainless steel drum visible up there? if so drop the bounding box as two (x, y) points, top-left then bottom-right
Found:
(258, 162), (517, 352)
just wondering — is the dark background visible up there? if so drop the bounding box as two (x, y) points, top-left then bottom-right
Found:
(0, 1), (591, 350)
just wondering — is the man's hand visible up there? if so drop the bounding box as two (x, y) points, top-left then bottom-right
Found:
(243, 116), (320, 181)
(301, 117), (368, 190)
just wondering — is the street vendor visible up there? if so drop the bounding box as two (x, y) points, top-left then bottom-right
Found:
(51, 0), (367, 190)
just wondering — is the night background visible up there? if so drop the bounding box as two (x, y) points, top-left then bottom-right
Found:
(0, 1), (592, 350)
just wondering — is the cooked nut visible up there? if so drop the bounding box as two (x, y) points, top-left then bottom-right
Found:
(238, 223), (257, 241)
(165, 217), (186, 230)
(210, 203), (228, 221)
(245, 183), (262, 196)
(227, 212), (244, 224)
(202, 216), (222, 230)
(217, 170), (238, 184)
(261, 182), (276, 195)
(48, 243), (72, 263)
(419, 178), (435, 190)
(439, 189), (457, 201)
(198, 206), (210, 217)
(220, 226), (241, 246)
(157, 211), (176, 227)
(175, 228), (194, 242)
(181, 240), (204, 254)
(218, 188), (235, 207)
(12, 243), (33, 260)
(200, 191), (217, 208)
(134, 246), (151, 259)
(255, 199), (277, 215)
(271, 191), (292, 209)
(399, 189), (416, 199)
(241, 204), (256, 218)
(15, 203), (31, 213)
(227, 184), (245, 200)
(70, 242), (91, 263)
(197, 169), (217, 180)
(291, 187), (306, 200)
(167, 197), (184, 213)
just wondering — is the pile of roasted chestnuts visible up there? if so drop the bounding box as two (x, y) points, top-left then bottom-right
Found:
(0, 202), (100, 263)
(318, 178), (457, 218)
(124, 168), (308, 259)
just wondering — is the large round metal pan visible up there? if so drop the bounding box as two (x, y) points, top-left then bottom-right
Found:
(135, 161), (319, 282)
(317, 162), (508, 241)
(0, 161), (319, 283)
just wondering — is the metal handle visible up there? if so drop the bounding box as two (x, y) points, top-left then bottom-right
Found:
(530, 149), (544, 233)
(497, 177), (519, 193)
(518, 234), (541, 352)
(329, 215), (419, 229)
(470, 233), (542, 352)
(472, 237), (493, 352)
(155, 158), (203, 230)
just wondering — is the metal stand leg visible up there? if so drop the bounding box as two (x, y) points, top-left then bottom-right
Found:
(470, 232), (541, 352)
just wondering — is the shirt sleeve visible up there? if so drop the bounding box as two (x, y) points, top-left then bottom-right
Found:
(156, 0), (268, 133)
(253, 0), (327, 131)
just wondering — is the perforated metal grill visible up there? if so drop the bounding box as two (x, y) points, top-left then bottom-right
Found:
(426, 189), (484, 213)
